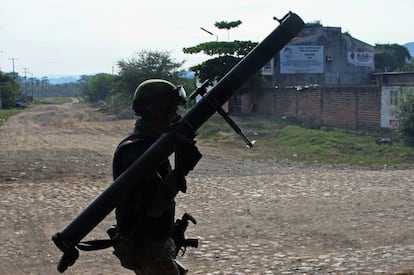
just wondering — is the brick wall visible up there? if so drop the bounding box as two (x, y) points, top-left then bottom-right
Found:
(321, 87), (357, 130)
(356, 88), (381, 131)
(299, 89), (322, 125)
(243, 85), (381, 132)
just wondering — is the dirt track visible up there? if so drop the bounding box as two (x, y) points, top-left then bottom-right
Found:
(0, 102), (413, 274)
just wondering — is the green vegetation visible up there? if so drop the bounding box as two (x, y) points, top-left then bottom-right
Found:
(375, 43), (411, 72)
(197, 114), (414, 166)
(0, 109), (21, 122)
(394, 87), (414, 146)
(0, 71), (21, 109)
(183, 20), (258, 86)
(75, 50), (194, 113)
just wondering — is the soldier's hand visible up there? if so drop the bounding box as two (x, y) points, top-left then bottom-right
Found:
(165, 169), (187, 193)
(174, 137), (202, 176)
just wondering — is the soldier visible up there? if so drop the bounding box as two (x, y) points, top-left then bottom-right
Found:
(110, 79), (201, 275)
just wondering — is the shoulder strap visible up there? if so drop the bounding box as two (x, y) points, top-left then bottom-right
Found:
(76, 239), (116, 251)
(76, 226), (122, 251)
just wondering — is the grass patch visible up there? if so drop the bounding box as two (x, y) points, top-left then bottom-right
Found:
(0, 109), (21, 123)
(265, 125), (412, 165)
(198, 114), (414, 166)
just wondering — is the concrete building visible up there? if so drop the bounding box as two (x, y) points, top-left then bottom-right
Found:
(372, 72), (414, 129)
(261, 23), (375, 86)
(225, 23), (385, 132)
(228, 24), (414, 133)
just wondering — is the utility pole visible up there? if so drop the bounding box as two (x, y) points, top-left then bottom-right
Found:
(22, 67), (29, 78)
(22, 67), (29, 97)
(111, 62), (117, 106)
(0, 51), (5, 108)
(9, 57), (18, 76)
(0, 50), (4, 71)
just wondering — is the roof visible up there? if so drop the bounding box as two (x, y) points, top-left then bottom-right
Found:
(288, 24), (374, 49)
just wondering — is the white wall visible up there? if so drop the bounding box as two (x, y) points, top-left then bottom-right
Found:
(380, 86), (400, 129)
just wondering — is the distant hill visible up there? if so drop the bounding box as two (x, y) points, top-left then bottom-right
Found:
(404, 42), (414, 57)
(48, 75), (80, 85)
(45, 71), (195, 85)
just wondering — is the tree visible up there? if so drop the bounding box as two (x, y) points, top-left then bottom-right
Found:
(183, 19), (259, 88)
(117, 50), (184, 97)
(76, 51), (190, 112)
(0, 71), (21, 109)
(184, 40), (257, 83)
(85, 73), (114, 102)
(375, 44), (411, 72)
(214, 20), (242, 40)
(394, 87), (414, 146)
(183, 19), (257, 85)
(78, 75), (93, 100)
(183, 40), (255, 56)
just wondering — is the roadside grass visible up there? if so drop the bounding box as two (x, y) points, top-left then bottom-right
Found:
(0, 109), (21, 123)
(197, 113), (414, 166)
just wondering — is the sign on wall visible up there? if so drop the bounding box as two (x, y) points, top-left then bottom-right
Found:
(347, 52), (374, 66)
(381, 86), (400, 129)
(280, 45), (324, 74)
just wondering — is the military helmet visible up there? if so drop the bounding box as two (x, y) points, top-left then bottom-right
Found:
(132, 79), (186, 115)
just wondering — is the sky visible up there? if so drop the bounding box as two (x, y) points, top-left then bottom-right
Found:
(0, 0), (413, 78)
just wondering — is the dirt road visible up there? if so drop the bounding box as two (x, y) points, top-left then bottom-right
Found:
(0, 102), (413, 274)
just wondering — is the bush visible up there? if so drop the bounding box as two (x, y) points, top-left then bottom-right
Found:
(395, 88), (414, 146)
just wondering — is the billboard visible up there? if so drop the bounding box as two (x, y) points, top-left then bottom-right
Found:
(347, 52), (374, 66)
(280, 45), (324, 74)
